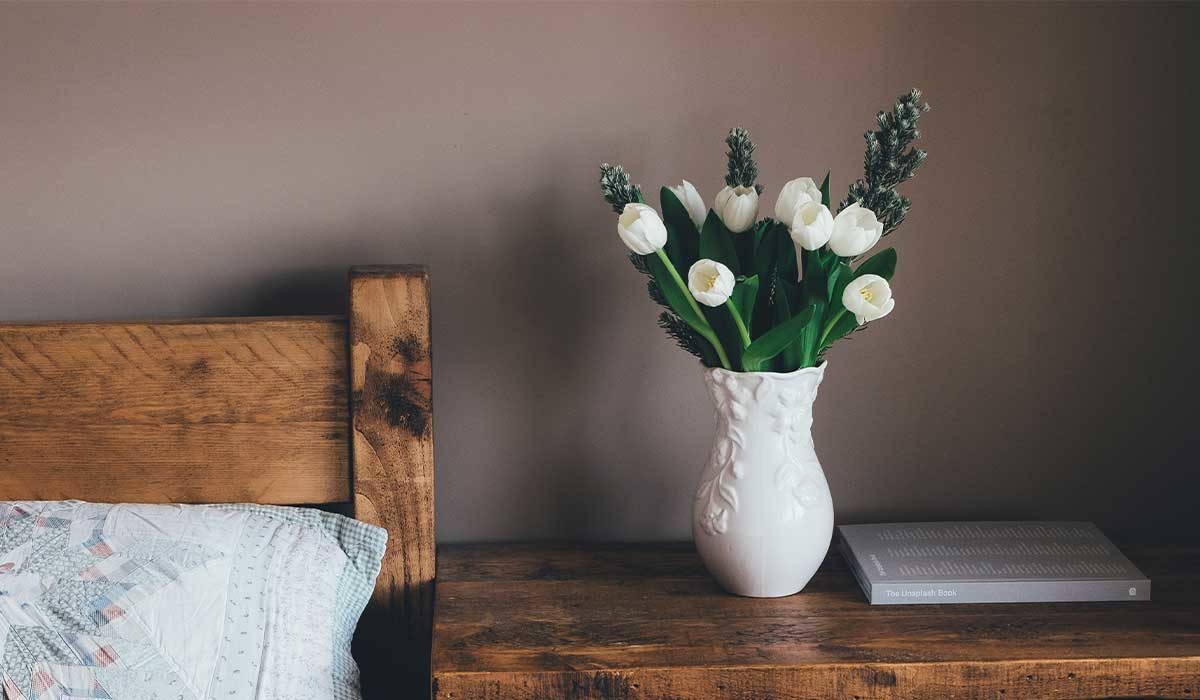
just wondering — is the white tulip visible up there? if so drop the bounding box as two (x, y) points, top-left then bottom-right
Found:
(842, 274), (895, 325)
(788, 201), (834, 251)
(616, 203), (668, 255)
(712, 185), (759, 233)
(774, 177), (822, 223)
(828, 202), (884, 257)
(687, 259), (735, 307)
(668, 179), (707, 230)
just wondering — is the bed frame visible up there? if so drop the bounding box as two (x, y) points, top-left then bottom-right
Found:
(0, 265), (434, 700)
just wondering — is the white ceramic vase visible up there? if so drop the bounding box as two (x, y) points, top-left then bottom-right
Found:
(692, 363), (834, 597)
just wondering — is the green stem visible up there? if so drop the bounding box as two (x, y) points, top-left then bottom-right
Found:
(655, 249), (732, 370)
(818, 308), (849, 347)
(700, 328), (732, 370)
(725, 300), (752, 349)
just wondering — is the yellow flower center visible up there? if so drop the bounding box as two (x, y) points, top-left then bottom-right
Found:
(702, 273), (720, 291)
(859, 287), (874, 302)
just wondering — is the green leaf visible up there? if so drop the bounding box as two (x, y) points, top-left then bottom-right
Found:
(659, 187), (699, 267)
(854, 247), (898, 280)
(770, 282), (804, 371)
(645, 252), (736, 368)
(731, 275), (759, 324)
(800, 248), (828, 311)
(734, 231), (755, 275)
(820, 310), (859, 351)
(828, 261), (854, 305)
(810, 247), (896, 357)
(753, 222), (796, 283)
(702, 298), (746, 367)
(753, 223), (776, 278)
(748, 223), (798, 337)
(741, 306), (817, 372)
(750, 225), (776, 336)
(800, 300), (827, 366)
(643, 253), (705, 331)
(770, 285), (791, 367)
(820, 171), (831, 208)
(698, 211), (741, 276)
(752, 218), (772, 251)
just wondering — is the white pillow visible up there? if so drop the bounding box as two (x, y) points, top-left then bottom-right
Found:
(0, 500), (386, 700)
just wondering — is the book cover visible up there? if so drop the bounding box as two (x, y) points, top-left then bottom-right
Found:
(837, 521), (1150, 605)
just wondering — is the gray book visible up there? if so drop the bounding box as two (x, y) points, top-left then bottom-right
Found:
(837, 521), (1150, 605)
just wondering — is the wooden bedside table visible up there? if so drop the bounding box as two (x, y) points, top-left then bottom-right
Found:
(432, 542), (1200, 699)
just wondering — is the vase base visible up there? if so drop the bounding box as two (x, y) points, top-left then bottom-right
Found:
(694, 521), (833, 599)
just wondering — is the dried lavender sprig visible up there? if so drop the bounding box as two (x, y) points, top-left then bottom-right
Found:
(657, 311), (709, 363)
(599, 163), (643, 214)
(724, 127), (764, 194)
(839, 88), (930, 235)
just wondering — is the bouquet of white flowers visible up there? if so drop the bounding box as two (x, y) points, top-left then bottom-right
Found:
(599, 89), (929, 373)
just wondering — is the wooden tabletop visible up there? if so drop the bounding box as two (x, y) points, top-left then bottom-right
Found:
(432, 542), (1200, 699)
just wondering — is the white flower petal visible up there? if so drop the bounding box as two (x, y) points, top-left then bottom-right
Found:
(788, 202), (833, 251)
(688, 258), (735, 307)
(714, 185), (759, 233)
(841, 273), (894, 325)
(669, 179), (707, 230)
(616, 202), (668, 255)
(774, 177), (822, 223)
(829, 203), (883, 257)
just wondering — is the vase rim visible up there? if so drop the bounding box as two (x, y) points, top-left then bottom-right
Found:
(704, 361), (827, 380)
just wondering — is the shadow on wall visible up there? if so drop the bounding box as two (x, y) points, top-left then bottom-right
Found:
(245, 266), (348, 317)
(222, 160), (647, 540)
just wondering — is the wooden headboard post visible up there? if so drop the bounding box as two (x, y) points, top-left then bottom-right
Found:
(348, 265), (436, 699)
(0, 264), (436, 700)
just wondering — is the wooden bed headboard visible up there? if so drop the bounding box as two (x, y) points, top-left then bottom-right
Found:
(0, 265), (434, 699)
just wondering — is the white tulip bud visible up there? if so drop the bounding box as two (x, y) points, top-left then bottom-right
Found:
(774, 177), (822, 223)
(616, 203), (668, 255)
(668, 179), (707, 230)
(841, 274), (895, 325)
(687, 259), (735, 307)
(788, 201), (834, 251)
(828, 202), (884, 257)
(712, 185), (759, 233)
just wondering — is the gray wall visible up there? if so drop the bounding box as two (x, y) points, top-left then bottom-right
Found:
(2, 2), (1197, 542)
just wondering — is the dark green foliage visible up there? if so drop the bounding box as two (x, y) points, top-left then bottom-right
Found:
(639, 255), (711, 364)
(659, 187), (700, 267)
(644, 253), (705, 337)
(741, 306), (817, 372)
(750, 221), (796, 339)
(658, 311), (715, 364)
(798, 252), (829, 365)
(839, 88), (929, 235)
(855, 247), (898, 280)
(768, 280), (805, 371)
(818, 311), (860, 358)
(698, 211), (741, 276)
(828, 260), (854, 305)
(814, 247), (899, 359)
(599, 163), (644, 214)
(724, 128), (764, 194)
(731, 275), (759, 325)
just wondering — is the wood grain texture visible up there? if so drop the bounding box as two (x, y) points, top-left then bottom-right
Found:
(349, 265), (436, 700)
(0, 317), (349, 504)
(433, 542), (1200, 700)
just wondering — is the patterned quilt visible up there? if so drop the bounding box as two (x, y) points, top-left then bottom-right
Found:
(0, 501), (386, 700)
